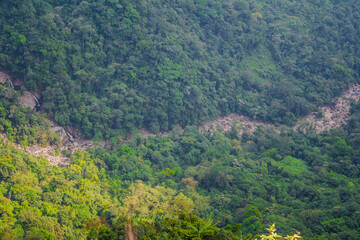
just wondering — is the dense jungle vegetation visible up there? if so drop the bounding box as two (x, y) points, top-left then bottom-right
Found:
(1, 0), (360, 239)
(1, 86), (360, 239)
(1, 0), (360, 137)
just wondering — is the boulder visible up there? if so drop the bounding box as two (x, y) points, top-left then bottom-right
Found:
(18, 91), (37, 110)
(0, 72), (11, 85)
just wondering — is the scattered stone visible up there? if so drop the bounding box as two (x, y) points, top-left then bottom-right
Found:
(295, 83), (360, 133)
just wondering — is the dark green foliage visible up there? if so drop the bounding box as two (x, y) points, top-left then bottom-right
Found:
(1, 0), (360, 137)
(0, 86), (59, 146)
(110, 213), (238, 240)
(1, 1), (360, 238)
(85, 114), (360, 239)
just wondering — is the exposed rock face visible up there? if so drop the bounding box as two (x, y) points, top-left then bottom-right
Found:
(18, 91), (38, 110)
(295, 84), (360, 133)
(18, 121), (102, 167)
(0, 71), (23, 87)
(0, 120), (102, 167)
(0, 133), (70, 167)
(0, 71), (99, 166)
(0, 72), (11, 85)
(197, 84), (360, 135)
(49, 121), (100, 155)
(1, 71), (39, 110)
(29, 82), (360, 167)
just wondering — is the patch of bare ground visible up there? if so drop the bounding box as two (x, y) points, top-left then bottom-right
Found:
(45, 121), (104, 166)
(0, 122), (103, 167)
(0, 133), (69, 167)
(125, 223), (137, 240)
(294, 83), (360, 133)
(18, 91), (38, 110)
(0, 71), (105, 167)
(137, 127), (184, 139)
(29, 122), (105, 167)
(0, 72), (11, 85)
(5, 81), (360, 167)
(198, 114), (277, 135)
(197, 84), (360, 136)
(134, 115), (277, 139)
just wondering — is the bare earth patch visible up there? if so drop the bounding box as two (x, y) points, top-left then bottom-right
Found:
(46, 121), (104, 166)
(26, 123), (103, 167)
(198, 83), (360, 135)
(4, 83), (360, 167)
(294, 84), (360, 133)
(198, 114), (277, 135)
(0, 133), (70, 167)
(0, 122), (102, 167)
(0, 72), (11, 85)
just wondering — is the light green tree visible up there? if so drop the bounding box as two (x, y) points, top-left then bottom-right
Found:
(258, 224), (302, 240)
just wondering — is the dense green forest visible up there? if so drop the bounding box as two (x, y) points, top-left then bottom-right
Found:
(1, 0), (360, 137)
(1, 85), (360, 239)
(0, 84), (59, 147)
(1, 0), (360, 239)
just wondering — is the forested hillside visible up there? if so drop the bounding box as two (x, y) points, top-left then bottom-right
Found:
(1, 83), (360, 239)
(1, 0), (360, 239)
(1, 0), (360, 138)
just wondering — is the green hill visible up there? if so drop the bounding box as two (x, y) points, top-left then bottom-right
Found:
(1, 85), (360, 238)
(1, 0), (360, 137)
(1, 0), (360, 239)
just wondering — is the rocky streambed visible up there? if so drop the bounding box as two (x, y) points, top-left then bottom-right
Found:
(295, 84), (360, 133)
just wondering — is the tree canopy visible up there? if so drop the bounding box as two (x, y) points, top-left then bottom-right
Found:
(1, 0), (360, 137)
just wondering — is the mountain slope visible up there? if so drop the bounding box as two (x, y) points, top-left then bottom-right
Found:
(1, 0), (360, 138)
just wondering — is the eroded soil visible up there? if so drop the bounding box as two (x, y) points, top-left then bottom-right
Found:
(0, 133), (68, 167)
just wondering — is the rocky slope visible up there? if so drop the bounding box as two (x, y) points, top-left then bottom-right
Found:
(295, 84), (360, 133)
